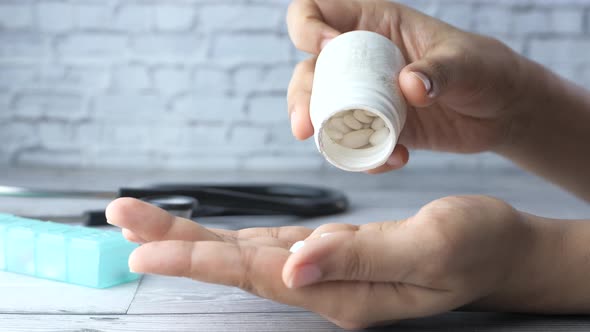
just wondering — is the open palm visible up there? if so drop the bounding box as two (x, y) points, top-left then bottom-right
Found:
(107, 196), (529, 329)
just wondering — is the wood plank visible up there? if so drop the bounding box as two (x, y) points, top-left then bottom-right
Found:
(0, 272), (140, 314)
(127, 275), (303, 314)
(2, 312), (590, 332)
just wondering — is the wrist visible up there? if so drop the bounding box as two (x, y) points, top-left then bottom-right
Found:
(475, 212), (590, 314)
(495, 212), (562, 312)
(493, 56), (556, 156)
(491, 54), (590, 201)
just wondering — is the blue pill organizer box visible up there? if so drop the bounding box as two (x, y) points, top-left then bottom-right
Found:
(0, 213), (140, 288)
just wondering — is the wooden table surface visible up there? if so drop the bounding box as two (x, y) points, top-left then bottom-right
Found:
(0, 166), (589, 331)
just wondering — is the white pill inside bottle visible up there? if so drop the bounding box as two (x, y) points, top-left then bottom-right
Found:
(310, 31), (407, 172)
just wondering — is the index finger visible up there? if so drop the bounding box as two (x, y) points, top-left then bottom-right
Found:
(287, 0), (341, 54)
(106, 197), (224, 242)
(106, 197), (312, 246)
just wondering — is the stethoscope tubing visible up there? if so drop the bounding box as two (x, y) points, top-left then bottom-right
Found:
(0, 185), (117, 199)
(0, 183), (349, 218)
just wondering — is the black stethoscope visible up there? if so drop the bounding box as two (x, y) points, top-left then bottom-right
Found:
(0, 184), (349, 226)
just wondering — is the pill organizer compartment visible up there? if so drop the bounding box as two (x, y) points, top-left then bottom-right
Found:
(0, 214), (140, 288)
(0, 216), (32, 270)
(68, 230), (139, 288)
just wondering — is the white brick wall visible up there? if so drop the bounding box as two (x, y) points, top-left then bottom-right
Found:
(199, 5), (283, 31)
(0, 3), (34, 29)
(153, 66), (191, 96)
(211, 34), (291, 64)
(114, 4), (153, 32)
(57, 33), (128, 58)
(2, 0), (590, 171)
(154, 4), (196, 32)
(38, 2), (76, 33)
(76, 3), (112, 30)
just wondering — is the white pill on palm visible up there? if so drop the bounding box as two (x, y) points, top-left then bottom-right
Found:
(371, 117), (385, 130)
(340, 129), (374, 149)
(369, 127), (390, 146)
(353, 109), (373, 123)
(290, 241), (305, 253)
(343, 114), (362, 130)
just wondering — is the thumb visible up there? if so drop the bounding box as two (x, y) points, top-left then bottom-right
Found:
(399, 45), (480, 108)
(281, 225), (423, 289)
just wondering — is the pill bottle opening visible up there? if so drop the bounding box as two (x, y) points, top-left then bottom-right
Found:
(319, 109), (396, 172)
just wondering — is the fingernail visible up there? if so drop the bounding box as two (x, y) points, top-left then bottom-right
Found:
(320, 38), (333, 50)
(411, 72), (434, 98)
(320, 232), (332, 238)
(289, 240), (305, 253)
(386, 154), (403, 167)
(288, 264), (322, 288)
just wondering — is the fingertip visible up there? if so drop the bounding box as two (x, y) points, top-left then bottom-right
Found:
(393, 144), (410, 166)
(285, 264), (322, 289)
(399, 68), (434, 108)
(291, 108), (315, 140)
(365, 144), (410, 174)
(282, 241), (303, 287)
(128, 246), (145, 274)
(105, 197), (144, 227)
(283, 232), (352, 288)
(128, 241), (192, 277)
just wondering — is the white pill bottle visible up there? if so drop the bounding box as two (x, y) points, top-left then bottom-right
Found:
(310, 30), (407, 172)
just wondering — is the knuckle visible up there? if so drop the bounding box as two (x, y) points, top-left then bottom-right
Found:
(412, 195), (515, 284)
(343, 245), (363, 278)
(411, 202), (460, 282)
(236, 243), (285, 301)
(266, 227), (281, 239)
(236, 244), (258, 294)
(294, 60), (307, 75)
(426, 58), (451, 90)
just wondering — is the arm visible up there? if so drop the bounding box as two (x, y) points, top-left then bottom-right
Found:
(476, 213), (590, 314)
(497, 59), (590, 202)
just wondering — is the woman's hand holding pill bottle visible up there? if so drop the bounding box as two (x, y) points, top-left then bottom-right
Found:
(287, 0), (530, 173)
(287, 0), (590, 203)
